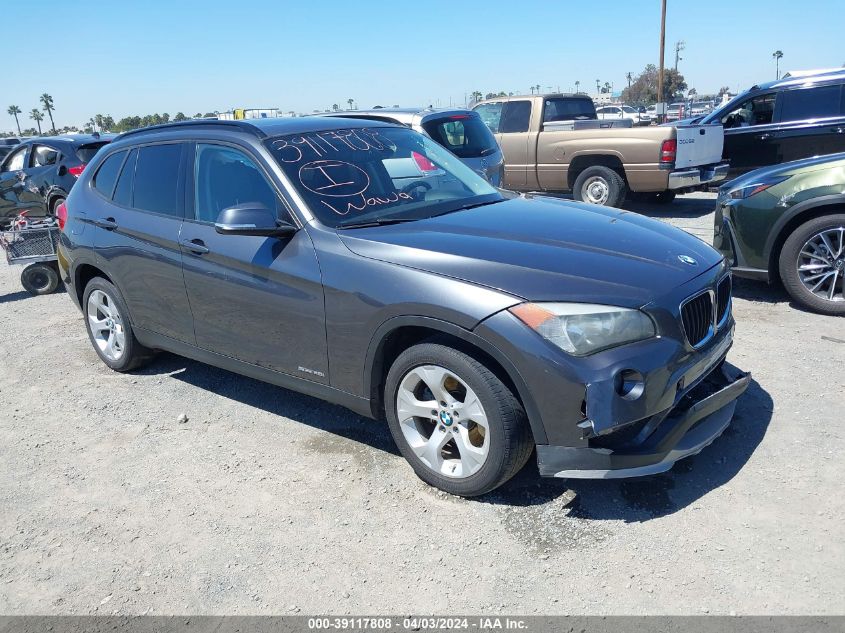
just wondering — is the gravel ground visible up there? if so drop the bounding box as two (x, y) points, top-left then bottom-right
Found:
(1, 192), (843, 615)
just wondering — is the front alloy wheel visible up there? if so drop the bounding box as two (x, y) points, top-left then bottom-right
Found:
(779, 214), (845, 316)
(385, 342), (533, 497)
(396, 365), (490, 478)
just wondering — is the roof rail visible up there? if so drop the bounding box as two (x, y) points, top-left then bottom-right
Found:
(115, 119), (267, 141)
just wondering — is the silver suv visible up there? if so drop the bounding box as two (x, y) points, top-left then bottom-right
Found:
(321, 108), (504, 187)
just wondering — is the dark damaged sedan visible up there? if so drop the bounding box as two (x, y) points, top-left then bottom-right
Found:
(58, 117), (750, 496)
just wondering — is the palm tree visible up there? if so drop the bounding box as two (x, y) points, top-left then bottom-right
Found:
(7, 105), (22, 135)
(40, 93), (56, 132)
(347, 98), (354, 110)
(470, 91), (482, 104)
(772, 50), (784, 79)
(332, 104), (339, 112)
(574, 81), (580, 94)
(626, 72), (633, 89)
(30, 109), (44, 135)
(534, 84), (541, 94)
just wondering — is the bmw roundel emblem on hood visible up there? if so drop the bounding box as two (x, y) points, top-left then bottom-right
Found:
(678, 255), (698, 265)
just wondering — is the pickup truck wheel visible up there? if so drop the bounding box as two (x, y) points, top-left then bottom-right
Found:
(778, 214), (845, 315)
(573, 166), (627, 207)
(384, 342), (533, 497)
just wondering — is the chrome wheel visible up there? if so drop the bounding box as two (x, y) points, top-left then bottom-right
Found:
(87, 289), (126, 362)
(796, 226), (845, 303)
(395, 365), (490, 479)
(581, 176), (610, 205)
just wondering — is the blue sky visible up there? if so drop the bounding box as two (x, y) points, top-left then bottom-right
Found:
(4, 0), (844, 130)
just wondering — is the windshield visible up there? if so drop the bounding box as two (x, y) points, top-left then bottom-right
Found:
(76, 142), (110, 162)
(265, 126), (501, 228)
(621, 106), (637, 113)
(421, 114), (498, 159)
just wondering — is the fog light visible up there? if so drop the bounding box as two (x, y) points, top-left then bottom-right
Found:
(615, 369), (644, 401)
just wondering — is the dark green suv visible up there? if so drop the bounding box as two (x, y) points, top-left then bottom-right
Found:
(714, 152), (845, 315)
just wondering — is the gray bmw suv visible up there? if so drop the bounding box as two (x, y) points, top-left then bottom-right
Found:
(58, 117), (749, 496)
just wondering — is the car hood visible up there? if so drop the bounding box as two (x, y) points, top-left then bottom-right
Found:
(338, 196), (722, 308)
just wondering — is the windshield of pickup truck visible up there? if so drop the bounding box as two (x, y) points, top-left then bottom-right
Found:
(265, 127), (501, 228)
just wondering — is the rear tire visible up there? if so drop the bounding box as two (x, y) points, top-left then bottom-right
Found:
(384, 342), (533, 497)
(20, 262), (59, 295)
(778, 214), (845, 315)
(49, 196), (65, 217)
(572, 166), (627, 208)
(82, 277), (154, 371)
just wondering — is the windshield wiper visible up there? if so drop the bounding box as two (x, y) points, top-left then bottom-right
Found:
(433, 199), (503, 217)
(337, 217), (418, 229)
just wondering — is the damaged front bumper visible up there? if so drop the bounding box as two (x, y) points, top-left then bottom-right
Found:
(537, 362), (750, 478)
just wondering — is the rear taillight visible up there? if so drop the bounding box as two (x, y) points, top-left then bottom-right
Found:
(660, 139), (677, 164)
(56, 201), (68, 231)
(68, 164), (86, 178)
(412, 151), (437, 172)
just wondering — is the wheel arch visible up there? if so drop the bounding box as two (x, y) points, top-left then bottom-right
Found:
(364, 316), (546, 444)
(765, 195), (845, 282)
(567, 153), (627, 187)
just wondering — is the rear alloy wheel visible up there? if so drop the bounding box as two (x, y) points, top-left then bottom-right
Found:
(50, 196), (65, 217)
(572, 166), (627, 208)
(385, 342), (533, 497)
(83, 277), (154, 371)
(779, 214), (845, 316)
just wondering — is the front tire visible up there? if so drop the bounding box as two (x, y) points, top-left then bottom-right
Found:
(572, 166), (627, 207)
(778, 214), (845, 316)
(82, 277), (154, 371)
(384, 342), (533, 497)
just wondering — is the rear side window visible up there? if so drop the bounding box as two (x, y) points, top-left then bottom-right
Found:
(544, 98), (596, 122)
(500, 101), (532, 133)
(30, 145), (59, 167)
(474, 103), (503, 133)
(76, 142), (110, 163)
(113, 149), (137, 207)
(93, 151), (127, 198)
(421, 116), (498, 158)
(132, 144), (183, 217)
(779, 85), (843, 122)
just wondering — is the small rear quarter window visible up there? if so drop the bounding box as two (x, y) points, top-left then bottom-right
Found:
(93, 151), (127, 198)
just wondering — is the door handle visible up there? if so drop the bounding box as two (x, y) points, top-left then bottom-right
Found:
(180, 238), (209, 255)
(93, 217), (117, 230)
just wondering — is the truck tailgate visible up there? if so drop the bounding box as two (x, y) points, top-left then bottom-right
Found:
(675, 124), (724, 168)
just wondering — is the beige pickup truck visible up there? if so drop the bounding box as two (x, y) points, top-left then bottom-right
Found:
(473, 94), (729, 207)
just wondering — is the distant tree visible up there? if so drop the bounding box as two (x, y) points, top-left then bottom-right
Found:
(332, 103), (339, 111)
(688, 88), (697, 97)
(470, 91), (482, 104)
(202, 112), (215, 118)
(30, 108), (44, 135)
(94, 114), (105, 132)
(173, 112), (187, 122)
(7, 105), (22, 135)
(161, 113), (170, 123)
(620, 64), (687, 105)
(392, 104), (399, 108)
(40, 93), (56, 132)
(717, 85), (731, 97)
(101, 115), (115, 131)
(574, 80), (581, 94)
(772, 50), (783, 79)
(602, 81), (612, 94)
(347, 98), (354, 110)
(193, 112), (203, 119)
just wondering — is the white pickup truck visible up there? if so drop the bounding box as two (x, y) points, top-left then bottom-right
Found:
(474, 94), (729, 207)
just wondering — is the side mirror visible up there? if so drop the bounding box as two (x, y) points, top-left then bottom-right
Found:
(214, 203), (297, 238)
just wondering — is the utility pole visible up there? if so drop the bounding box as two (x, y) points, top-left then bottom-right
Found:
(674, 40), (685, 71)
(657, 0), (667, 123)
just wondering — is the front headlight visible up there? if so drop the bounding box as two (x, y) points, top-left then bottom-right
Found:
(509, 303), (656, 356)
(725, 175), (790, 200)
